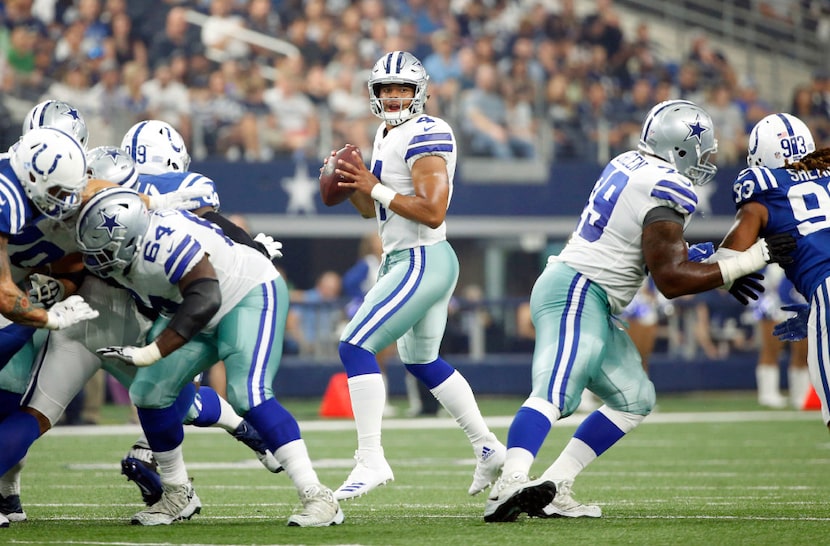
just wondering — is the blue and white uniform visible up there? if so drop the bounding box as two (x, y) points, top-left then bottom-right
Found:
(533, 150), (695, 415)
(734, 164), (830, 423)
(112, 209), (281, 412)
(340, 114), (457, 362)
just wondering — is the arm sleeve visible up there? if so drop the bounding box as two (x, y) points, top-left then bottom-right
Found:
(643, 206), (685, 228)
(167, 278), (222, 341)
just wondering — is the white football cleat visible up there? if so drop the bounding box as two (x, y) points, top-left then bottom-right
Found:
(131, 481), (201, 526)
(287, 484), (344, 527)
(484, 472), (556, 523)
(468, 433), (506, 495)
(0, 513), (8, 528)
(334, 449), (394, 501)
(533, 479), (601, 518)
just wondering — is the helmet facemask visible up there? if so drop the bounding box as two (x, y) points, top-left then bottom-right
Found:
(368, 51), (429, 126)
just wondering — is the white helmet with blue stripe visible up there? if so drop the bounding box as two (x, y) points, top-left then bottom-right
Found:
(10, 127), (88, 220)
(747, 113), (815, 168)
(121, 120), (190, 175)
(22, 99), (89, 150)
(368, 51), (429, 127)
(639, 99), (718, 185)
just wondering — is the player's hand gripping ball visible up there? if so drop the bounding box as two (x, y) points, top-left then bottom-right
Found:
(319, 144), (362, 206)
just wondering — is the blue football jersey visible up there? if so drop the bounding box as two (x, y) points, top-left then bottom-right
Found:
(0, 159), (35, 237)
(136, 171), (220, 211)
(733, 166), (830, 299)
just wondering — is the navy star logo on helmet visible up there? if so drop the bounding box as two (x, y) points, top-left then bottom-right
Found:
(685, 116), (708, 142)
(97, 210), (124, 236)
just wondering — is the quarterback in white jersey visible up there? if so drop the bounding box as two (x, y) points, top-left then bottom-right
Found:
(484, 100), (796, 523)
(74, 188), (342, 527)
(327, 50), (506, 503)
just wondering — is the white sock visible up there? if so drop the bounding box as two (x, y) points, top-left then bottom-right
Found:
(274, 439), (320, 491)
(0, 457), (25, 497)
(756, 364), (782, 401)
(788, 367), (811, 408)
(501, 448), (535, 477)
(347, 373), (386, 451)
(212, 394), (244, 432)
(541, 438), (597, 482)
(153, 445), (189, 486)
(430, 371), (490, 447)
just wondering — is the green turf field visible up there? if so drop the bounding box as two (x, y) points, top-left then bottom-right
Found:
(4, 392), (830, 545)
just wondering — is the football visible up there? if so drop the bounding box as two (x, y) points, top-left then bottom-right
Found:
(319, 144), (362, 206)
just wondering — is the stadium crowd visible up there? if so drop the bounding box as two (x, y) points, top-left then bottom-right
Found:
(2, 0), (830, 164)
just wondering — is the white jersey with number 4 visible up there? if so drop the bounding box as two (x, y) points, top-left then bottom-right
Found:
(110, 209), (277, 331)
(370, 114), (456, 254)
(553, 150), (699, 314)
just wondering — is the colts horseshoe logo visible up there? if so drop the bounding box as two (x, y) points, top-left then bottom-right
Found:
(31, 144), (62, 176)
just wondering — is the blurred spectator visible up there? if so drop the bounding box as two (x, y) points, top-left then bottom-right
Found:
(701, 83), (744, 164)
(5, 24), (39, 88)
(687, 30), (736, 90)
(790, 83), (830, 147)
(501, 80), (537, 159)
(201, 0), (249, 63)
(263, 70), (319, 159)
(545, 72), (580, 161)
(53, 19), (89, 68)
(85, 58), (124, 147)
(574, 79), (624, 162)
(674, 61), (706, 105)
(291, 270), (343, 358)
(117, 59), (150, 125)
(327, 49), (373, 152)
(615, 77), (654, 151)
(580, 0), (624, 62)
(734, 76), (773, 134)
(75, 0), (108, 62)
(40, 60), (92, 115)
(148, 6), (204, 69)
(141, 59), (191, 147)
(243, 0), (282, 64)
(461, 62), (534, 158)
(422, 29), (462, 118)
(106, 11), (146, 67)
(191, 68), (247, 160)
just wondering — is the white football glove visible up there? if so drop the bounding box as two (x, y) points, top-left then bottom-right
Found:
(96, 341), (162, 367)
(147, 186), (213, 211)
(26, 273), (65, 309)
(254, 233), (283, 260)
(45, 295), (99, 330)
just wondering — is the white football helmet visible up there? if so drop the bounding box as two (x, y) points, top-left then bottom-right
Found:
(638, 99), (718, 185)
(75, 186), (149, 278)
(86, 146), (139, 190)
(121, 120), (191, 175)
(368, 51), (429, 126)
(10, 127), (88, 220)
(747, 113), (815, 168)
(22, 99), (90, 149)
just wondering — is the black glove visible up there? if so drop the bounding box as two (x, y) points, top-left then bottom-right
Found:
(764, 233), (797, 265)
(728, 272), (765, 305)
